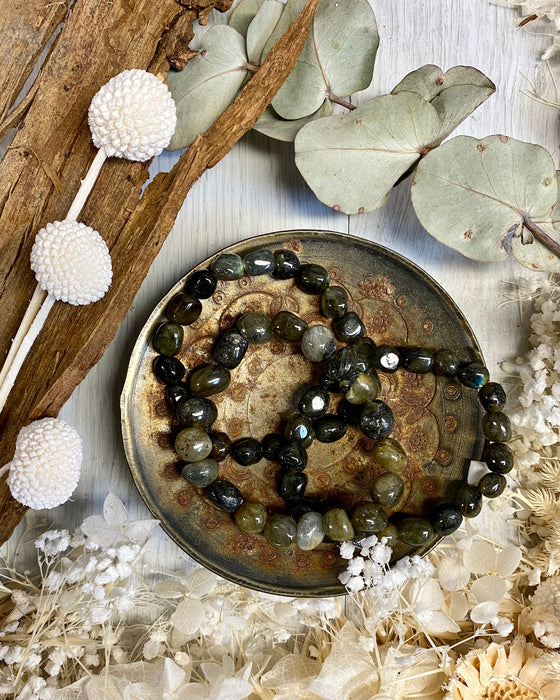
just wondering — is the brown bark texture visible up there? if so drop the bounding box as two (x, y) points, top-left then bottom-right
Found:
(0, 0), (319, 543)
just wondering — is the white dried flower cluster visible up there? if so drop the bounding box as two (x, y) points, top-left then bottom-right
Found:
(30, 220), (112, 305)
(88, 69), (177, 161)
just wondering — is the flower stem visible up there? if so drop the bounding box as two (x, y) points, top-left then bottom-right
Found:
(66, 147), (107, 221)
(327, 91), (356, 111)
(522, 215), (560, 258)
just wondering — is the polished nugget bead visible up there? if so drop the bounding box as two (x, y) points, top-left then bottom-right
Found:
(372, 437), (407, 473)
(285, 415), (314, 448)
(182, 458), (219, 487)
(231, 437), (263, 466)
(261, 433), (285, 461)
(272, 249), (300, 279)
(372, 472), (404, 508)
(430, 503), (463, 535)
(205, 479), (243, 512)
(211, 253), (244, 280)
(455, 484), (482, 518)
(175, 427), (212, 462)
(153, 322), (183, 356)
(458, 361), (489, 388)
(359, 400), (394, 440)
(278, 440), (307, 471)
(354, 337), (377, 364)
(479, 382), (507, 413)
(324, 347), (361, 387)
(478, 472), (506, 498)
(153, 355), (185, 385)
(243, 248), (274, 276)
(333, 312), (365, 343)
(314, 416), (347, 443)
(299, 385), (330, 419)
(298, 263), (330, 294)
(213, 329), (248, 369)
(301, 325), (336, 363)
(320, 286), (348, 318)
(482, 412), (512, 442)
(484, 442), (514, 473)
(323, 508), (354, 541)
(345, 372), (381, 404)
(279, 470), (308, 502)
(184, 269), (216, 299)
(297, 511), (325, 550)
(433, 348), (459, 377)
(378, 523), (399, 547)
(399, 517), (434, 546)
(176, 396), (218, 428)
(165, 382), (189, 413)
(374, 345), (400, 373)
(399, 347), (434, 374)
(235, 501), (268, 534)
(210, 432), (231, 462)
(264, 514), (297, 547)
(189, 364), (231, 397)
(339, 400), (364, 426)
(272, 311), (308, 341)
(166, 292), (202, 325)
(351, 502), (388, 534)
(237, 313), (273, 344)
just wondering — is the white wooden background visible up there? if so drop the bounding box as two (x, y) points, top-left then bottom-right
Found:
(5, 0), (558, 576)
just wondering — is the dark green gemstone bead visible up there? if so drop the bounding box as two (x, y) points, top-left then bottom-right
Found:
(213, 330), (248, 369)
(484, 442), (514, 473)
(243, 248), (274, 276)
(175, 427), (212, 462)
(320, 286), (349, 318)
(264, 514), (297, 547)
(181, 458), (219, 487)
(189, 364), (231, 397)
(285, 415), (314, 448)
(272, 311), (308, 341)
(372, 472), (404, 508)
(351, 502), (388, 534)
(153, 355), (185, 385)
(231, 437), (263, 466)
(235, 501), (268, 534)
(211, 253), (244, 280)
(479, 382), (507, 413)
(399, 347), (434, 374)
(301, 325), (336, 363)
(359, 400), (394, 440)
(354, 337), (377, 364)
(272, 249), (300, 279)
(458, 361), (489, 388)
(184, 269), (217, 299)
(374, 345), (400, 373)
(153, 322), (183, 356)
(323, 508), (354, 542)
(372, 437), (407, 473)
(455, 484), (482, 518)
(339, 400), (364, 426)
(210, 432), (231, 462)
(333, 312), (365, 343)
(205, 479), (244, 513)
(237, 313), (273, 344)
(314, 416), (347, 443)
(165, 382), (189, 413)
(399, 517), (434, 546)
(298, 264), (330, 294)
(279, 470), (308, 502)
(482, 412), (512, 442)
(278, 440), (307, 471)
(166, 293), (202, 325)
(261, 433), (285, 461)
(324, 347), (360, 387)
(430, 503), (463, 535)
(176, 396), (218, 428)
(378, 523), (399, 546)
(478, 472), (507, 498)
(345, 372), (381, 404)
(299, 385), (330, 418)
(433, 349), (459, 377)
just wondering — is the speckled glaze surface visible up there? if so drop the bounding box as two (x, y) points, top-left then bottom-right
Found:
(121, 231), (484, 596)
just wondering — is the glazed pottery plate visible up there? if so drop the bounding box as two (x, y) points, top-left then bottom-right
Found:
(121, 230), (484, 596)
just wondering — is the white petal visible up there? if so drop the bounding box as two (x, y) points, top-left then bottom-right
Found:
(438, 555), (471, 591)
(423, 611), (461, 635)
(496, 546), (522, 577)
(103, 493), (129, 527)
(161, 658), (187, 692)
(415, 578), (444, 612)
(124, 519), (160, 545)
(81, 515), (118, 547)
(448, 591), (469, 620)
(170, 598), (206, 637)
(154, 580), (186, 599)
(463, 541), (496, 575)
(185, 567), (219, 598)
(471, 574), (506, 603)
(470, 600), (499, 624)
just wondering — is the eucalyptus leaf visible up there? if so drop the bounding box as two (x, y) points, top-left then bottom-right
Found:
(262, 0), (378, 120)
(410, 135), (559, 266)
(246, 0), (284, 65)
(294, 92), (442, 214)
(167, 25), (248, 150)
(393, 65), (495, 145)
(229, 0), (264, 36)
(254, 100), (333, 142)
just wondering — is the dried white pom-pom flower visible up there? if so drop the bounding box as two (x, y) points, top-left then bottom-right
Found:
(6, 418), (82, 510)
(30, 220), (112, 305)
(88, 69), (177, 161)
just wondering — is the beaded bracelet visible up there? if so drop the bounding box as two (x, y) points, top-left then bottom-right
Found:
(151, 247), (513, 555)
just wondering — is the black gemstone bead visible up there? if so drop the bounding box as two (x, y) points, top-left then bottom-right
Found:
(176, 397), (218, 428)
(478, 472), (507, 498)
(479, 382), (507, 413)
(374, 345), (400, 373)
(433, 349), (459, 377)
(430, 503), (463, 535)
(165, 383), (189, 413)
(261, 433), (285, 461)
(189, 364), (231, 397)
(320, 286), (349, 318)
(482, 412), (512, 442)
(213, 330), (248, 369)
(399, 347), (434, 374)
(272, 311), (308, 341)
(285, 415), (314, 448)
(272, 249), (300, 279)
(278, 440), (307, 471)
(359, 400), (394, 440)
(205, 479), (243, 512)
(299, 386), (330, 419)
(333, 312), (365, 343)
(211, 253), (244, 280)
(166, 292), (202, 325)
(458, 361), (490, 388)
(484, 442), (514, 473)
(210, 432), (231, 462)
(314, 416), (347, 443)
(298, 264), (330, 294)
(153, 355), (185, 385)
(323, 347), (361, 387)
(290, 498), (319, 520)
(184, 269), (217, 299)
(279, 470), (308, 503)
(231, 437), (263, 466)
(153, 322), (183, 356)
(455, 484), (482, 518)
(340, 400), (364, 426)
(319, 373), (341, 392)
(354, 337), (377, 364)
(243, 248), (275, 276)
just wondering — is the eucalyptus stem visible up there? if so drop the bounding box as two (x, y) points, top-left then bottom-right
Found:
(327, 91), (356, 111)
(522, 215), (560, 259)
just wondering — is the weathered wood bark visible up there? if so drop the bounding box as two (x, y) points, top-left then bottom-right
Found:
(0, 0), (319, 542)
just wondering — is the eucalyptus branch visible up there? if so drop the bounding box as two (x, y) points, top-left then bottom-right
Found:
(522, 215), (560, 259)
(327, 91), (356, 110)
